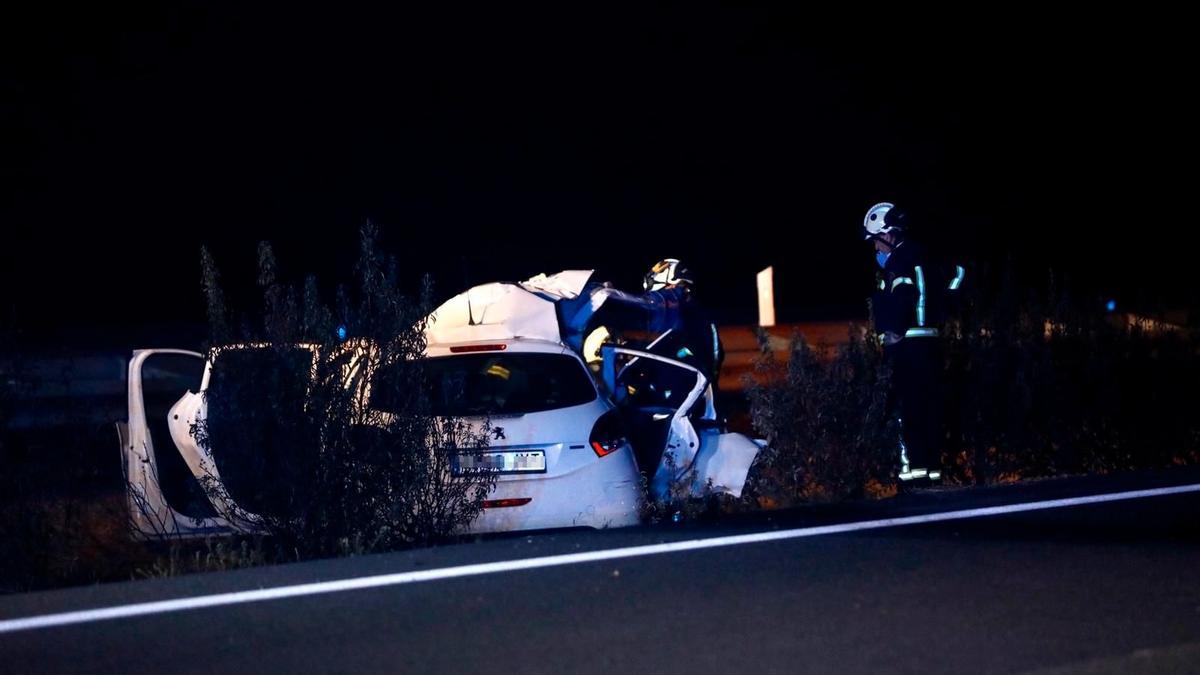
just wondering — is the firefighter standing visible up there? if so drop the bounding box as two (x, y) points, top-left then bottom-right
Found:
(864, 203), (965, 485)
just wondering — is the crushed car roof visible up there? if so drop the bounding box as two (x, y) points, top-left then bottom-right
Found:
(425, 270), (594, 346)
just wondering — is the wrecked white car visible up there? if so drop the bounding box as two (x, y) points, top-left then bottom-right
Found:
(118, 271), (760, 538)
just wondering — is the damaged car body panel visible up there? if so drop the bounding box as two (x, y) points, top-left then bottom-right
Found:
(419, 272), (643, 533)
(413, 340), (643, 533)
(122, 349), (235, 539)
(123, 344), (326, 539)
(600, 345), (759, 501)
(119, 270), (760, 538)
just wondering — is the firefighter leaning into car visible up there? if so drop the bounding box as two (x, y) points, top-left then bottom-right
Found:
(575, 259), (724, 429)
(864, 202), (965, 486)
(571, 258), (724, 412)
(565, 259), (725, 500)
(640, 258), (725, 402)
(626, 259), (725, 501)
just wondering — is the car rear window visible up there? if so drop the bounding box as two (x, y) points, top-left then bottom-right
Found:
(372, 352), (596, 416)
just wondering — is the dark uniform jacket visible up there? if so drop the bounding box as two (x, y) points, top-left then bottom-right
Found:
(872, 240), (966, 341)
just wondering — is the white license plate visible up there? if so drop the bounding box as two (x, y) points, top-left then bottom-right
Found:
(453, 450), (546, 475)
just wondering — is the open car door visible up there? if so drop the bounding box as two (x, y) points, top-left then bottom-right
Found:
(119, 350), (235, 538)
(120, 344), (357, 539)
(600, 345), (759, 502)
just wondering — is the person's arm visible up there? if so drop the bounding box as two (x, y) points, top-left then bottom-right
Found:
(873, 256), (924, 344)
(892, 265), (923, 327)
(566, 283), (681, 347)
(945, 263), (967, 315)
(872, 280), (908, 342)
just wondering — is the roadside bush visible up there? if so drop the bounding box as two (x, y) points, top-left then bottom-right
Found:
(188, 223), (494, 558)
(950, 266), (1200, 484)
(745, 263), (1200, 505)
(743, 330), (895, 506)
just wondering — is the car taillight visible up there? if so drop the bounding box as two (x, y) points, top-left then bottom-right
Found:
(482, 498), (532, 509)
(589, 409), (627, 457)
(449, 344), (508, 353)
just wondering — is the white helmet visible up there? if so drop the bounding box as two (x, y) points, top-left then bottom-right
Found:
(644, 258), (692, 292)
(863, 202), (902, 240)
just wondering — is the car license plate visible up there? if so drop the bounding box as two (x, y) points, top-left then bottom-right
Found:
(453, 450), (546, 475)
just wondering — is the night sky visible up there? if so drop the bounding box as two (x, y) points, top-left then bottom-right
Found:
(2, 6), (1192, 349)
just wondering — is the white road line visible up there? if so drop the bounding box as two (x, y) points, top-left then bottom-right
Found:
(3, 483), (1199, 635)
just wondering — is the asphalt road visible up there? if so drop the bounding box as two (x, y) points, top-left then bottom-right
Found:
(3, 469), (1200, 674)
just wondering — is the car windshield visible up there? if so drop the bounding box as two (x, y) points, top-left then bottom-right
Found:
(372, 352), (596, 416)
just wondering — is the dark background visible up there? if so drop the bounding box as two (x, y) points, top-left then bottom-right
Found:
(3, 5), (1192, 350)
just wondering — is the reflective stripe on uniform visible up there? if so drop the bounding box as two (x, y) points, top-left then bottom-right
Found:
(949, 265), (965, 291)
(905, 327), (939, 338)
(891, 276), (914, 291)
(915, 265), (926, 326)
